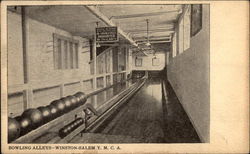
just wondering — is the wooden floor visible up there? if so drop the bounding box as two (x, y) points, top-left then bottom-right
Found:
(70, 77), (201, 143)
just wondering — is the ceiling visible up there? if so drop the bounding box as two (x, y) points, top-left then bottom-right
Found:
(8, 5), (183, 53)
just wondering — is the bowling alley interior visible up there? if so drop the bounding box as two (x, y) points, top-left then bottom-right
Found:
(7, 4), (210, 143)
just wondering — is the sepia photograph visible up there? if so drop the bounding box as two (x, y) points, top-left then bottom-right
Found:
(1, 1), (249, 153)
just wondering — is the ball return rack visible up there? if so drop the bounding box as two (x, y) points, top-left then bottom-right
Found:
(11, 76), (147, 143)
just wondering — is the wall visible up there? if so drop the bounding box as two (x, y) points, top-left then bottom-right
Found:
(7, 10), (132, 116)
(167, 5), (210, 142)
(132, 52), (165, 71)
(7, 11), (24, 85)
(7, 11), (92, 116)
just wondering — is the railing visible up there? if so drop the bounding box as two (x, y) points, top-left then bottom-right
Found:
(7, 70), (130, 117)
(12, 75), (146, 143)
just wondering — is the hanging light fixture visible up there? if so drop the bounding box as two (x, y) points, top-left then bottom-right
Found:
(146, 19), (151, 46)
(96, 22), (101, 48)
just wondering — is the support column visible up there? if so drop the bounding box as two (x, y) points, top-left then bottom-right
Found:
(92, 35), (97, 108)
(110, 49), (114, 85)
(21, 6), (29, 84)
(21, 6), (33, 109)
(125, 46), (129, 87)
(60, 84), (65, 98)
(23, 89), (33, 109)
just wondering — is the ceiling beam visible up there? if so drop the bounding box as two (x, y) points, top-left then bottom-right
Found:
(127, 28), (174, 35)
(136, 38), (171, 43)
(150, 40), (171, 43)
(85, 6), (138, 47)
(133, 35), (171, 40)
(132, 31), (175, 37)
(137, 40), (171, 44)
(109, 10), (181, 20)
(128, 28), (173, 33)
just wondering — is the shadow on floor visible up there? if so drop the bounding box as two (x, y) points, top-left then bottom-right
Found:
(162, 80), (201, 143)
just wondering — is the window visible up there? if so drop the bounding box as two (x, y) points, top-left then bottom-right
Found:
(177, 5), (191, 54)
(172, 32), (177, 57)
(183, 6), (191, 50)
(178, 18), (184, 54)
(191, 4), (202, 36)
(135, 57), (142, 67)
(53, 34), (79, 69)
(152, 57), (160, 66)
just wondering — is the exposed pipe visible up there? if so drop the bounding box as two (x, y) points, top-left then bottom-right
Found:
(21, 6), (28, 83)
(109, 10), (181, 20)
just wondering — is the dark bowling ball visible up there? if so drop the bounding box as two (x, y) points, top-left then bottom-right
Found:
(37, 106), (51, 124)
(66, 95), (78, 108)
(78, 118), (84, 125)
(59, 126), (68, 138)
(61, 97), (73, 112)
(8, 117), (21, 142)
(73, 95), (81, 106)
(74, 92), (87, 105)
(22, 108), (43, 129)
(59, 125), (71, 138)
(50, 99), (65, 116)
(74, 119), (80, 126)
(68, 123), (76, 131)
(47, 104), (59, 120)
(15, 116), (32, 136)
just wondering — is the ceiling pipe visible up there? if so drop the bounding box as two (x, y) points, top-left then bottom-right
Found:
(85, 6), (138, 47)
(133, 35), (171, 40)
(137, 40), (171, 44)
(146, 19), (150, 46)
(109, 10), (181, 20)
(127, 28), (174, 34)
(135, 37), (171, 42)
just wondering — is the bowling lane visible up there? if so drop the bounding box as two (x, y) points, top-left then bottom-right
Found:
(94, 77), (166, 143)
(88, 76), (201, 143)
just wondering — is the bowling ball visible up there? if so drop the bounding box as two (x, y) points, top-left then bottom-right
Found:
(69, 123), (76, 130)
(66, 96), (78, 108)
(61, 97), (73, 112)
(79, 118), (84, 125)
(50, 99), (65, 115)
(37, 106), (51, 124)
(73, 95), (81, 106)
(22, 108), (43, 129)
(8, 117), (21, 142)
(74, 92), (87, 105)
(59, 125), (71, 138)
(59, 126), (68, 138)
(74, 120), (79, 127)
(74, 119), (80, 126)
(15, 116), (32, 136)
(47, 104), (59, 120)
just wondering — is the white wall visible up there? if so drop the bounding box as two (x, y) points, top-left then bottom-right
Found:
(8, 11), (91, 86)
(167, 5), (210, 142)
(132, 53), (165, 71)
(7, 11), (92, 115)
(7, 11), (24, 85)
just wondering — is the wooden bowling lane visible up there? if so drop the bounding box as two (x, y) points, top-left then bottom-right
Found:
(70, 77), (201, 143)
(94, 77), (200, 143)
(93, 77), (167, 143)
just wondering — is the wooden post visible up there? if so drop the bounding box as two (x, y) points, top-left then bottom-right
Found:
(166, 52), (169, 65)
(110, 49), (114, 85)
(21, 6), (33, 109)
(92, 35), (97, 108)
(23, 89), (33, 109)
(60, 84), (65, 98)
(21, 6), (29, 84)
(60, 40), (64, 69)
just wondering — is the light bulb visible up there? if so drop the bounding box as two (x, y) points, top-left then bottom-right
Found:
(146, 42), (151, 46)
(96, 42), (101, 48)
